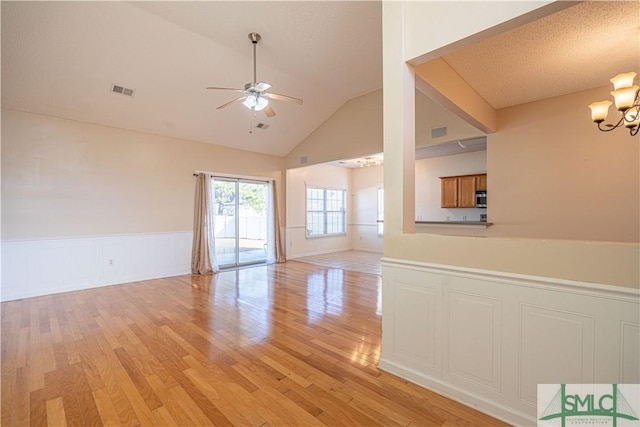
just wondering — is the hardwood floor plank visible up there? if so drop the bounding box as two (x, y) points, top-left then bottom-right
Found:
(113, 347), (162, 411)
(48, 316), (63, 344)
(92, 389), (121, 427)
(165, 385), (217, 426)
(260, 355), (312, 388)
(70, 362), (104, 426)
(12, 366), (31, 426)
(151, 405), (179, 426)
(183, 365), (260, 426)
(292, 382), (382, 426)
(94, 354), (141, 426)
(1, 261), (510, 427)
(16, 327), (29, 369)
(1, 368), (16, 426)
(30, 388), (48, 427)
(45, 396), (67, 427)
(146, 374), (200, 426)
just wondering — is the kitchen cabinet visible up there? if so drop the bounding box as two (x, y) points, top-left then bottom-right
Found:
(476, 174), (487, 191)
(440, 177), (459, 208)
(440, 174), (487, 208)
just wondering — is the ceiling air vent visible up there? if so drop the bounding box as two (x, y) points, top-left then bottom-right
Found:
(111, 84), (135, 97)
(255, 123), (269, 130)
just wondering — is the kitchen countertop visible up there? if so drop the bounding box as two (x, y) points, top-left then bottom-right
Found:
(415, 221), (493, 227)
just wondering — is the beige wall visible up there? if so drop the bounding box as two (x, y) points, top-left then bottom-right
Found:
(286, 87), (483, 170)
(285, 163), (351, 257)
(286, 90), (383, 168)
(1, 109), (285, 240)
(351, 164), (384, 252)
(488, 86), (639, 243)
(382, 1), (639, 288)
(415, 88), (484, 147)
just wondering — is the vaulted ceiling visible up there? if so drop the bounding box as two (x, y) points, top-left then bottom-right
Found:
(2, 1), (638, 158)
(1, 1), (382, 157)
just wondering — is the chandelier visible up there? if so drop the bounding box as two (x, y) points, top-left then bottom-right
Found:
(588, 72), (639, 136)
(356, 157), (380, 167)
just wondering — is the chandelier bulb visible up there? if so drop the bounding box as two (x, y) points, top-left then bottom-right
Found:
(610, 72), (637, 90)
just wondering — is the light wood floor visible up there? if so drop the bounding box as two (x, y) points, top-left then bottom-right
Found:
(296, 250), (382, 276)
(1, 261), (509, 426)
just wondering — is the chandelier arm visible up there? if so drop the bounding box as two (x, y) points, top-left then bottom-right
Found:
(622, 105), (640, 122)
(596, 115), (626, 132)
(631, 125), (639, 136)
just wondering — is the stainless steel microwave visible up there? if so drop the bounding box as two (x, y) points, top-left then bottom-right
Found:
(475, 191), (487, 208)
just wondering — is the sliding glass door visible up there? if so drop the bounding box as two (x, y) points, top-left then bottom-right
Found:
(213, 178), (269, 268)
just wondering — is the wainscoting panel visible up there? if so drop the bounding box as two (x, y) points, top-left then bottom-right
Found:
(382, 269), (443, 379)
(379, 258), (640, 426)
(519, 305), (595, 406)
(1, 231), (193, 301)
(620, 322), (640, 383)
(393, 280), (439, 370)
(446, 290), (502, 393)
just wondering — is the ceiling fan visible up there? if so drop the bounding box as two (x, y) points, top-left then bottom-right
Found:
(206, 32), (303, 118)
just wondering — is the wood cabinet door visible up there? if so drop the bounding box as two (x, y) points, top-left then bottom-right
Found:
(441, 177), (458, 208)
(476, 174), (487, 190)
(458, 175), (477, 207)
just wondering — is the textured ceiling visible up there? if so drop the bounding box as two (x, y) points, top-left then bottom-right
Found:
(443, 1), (640, 109)
(2, 1), (638, 158)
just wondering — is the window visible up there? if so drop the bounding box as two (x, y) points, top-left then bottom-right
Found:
(377, 188), (384, 236)
(306, 186), (346, 237)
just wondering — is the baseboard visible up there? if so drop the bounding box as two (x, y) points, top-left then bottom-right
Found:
(378, 358), (534, 426)
(287, 247), (352, 259)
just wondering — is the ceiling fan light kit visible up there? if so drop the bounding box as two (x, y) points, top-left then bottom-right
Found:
(207, 32), (303, 118)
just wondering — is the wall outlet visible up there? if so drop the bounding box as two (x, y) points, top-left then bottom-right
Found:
(108, 259), (114, 267)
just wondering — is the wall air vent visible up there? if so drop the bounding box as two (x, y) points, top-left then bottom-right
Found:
(431, 126), (447, 138)
(111, 84), (135, 97)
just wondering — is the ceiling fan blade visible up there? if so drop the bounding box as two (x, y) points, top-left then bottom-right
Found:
(254, 81), (272, 92)
(216, 96), (245, 110)
(264, 104), (276, 118)
(265, 92), (303, 105)
(206, 86), (245, 92)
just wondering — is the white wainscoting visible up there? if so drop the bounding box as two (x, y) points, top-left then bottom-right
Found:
(380, 257), (640, 426)
(1, 231), (193, 302)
